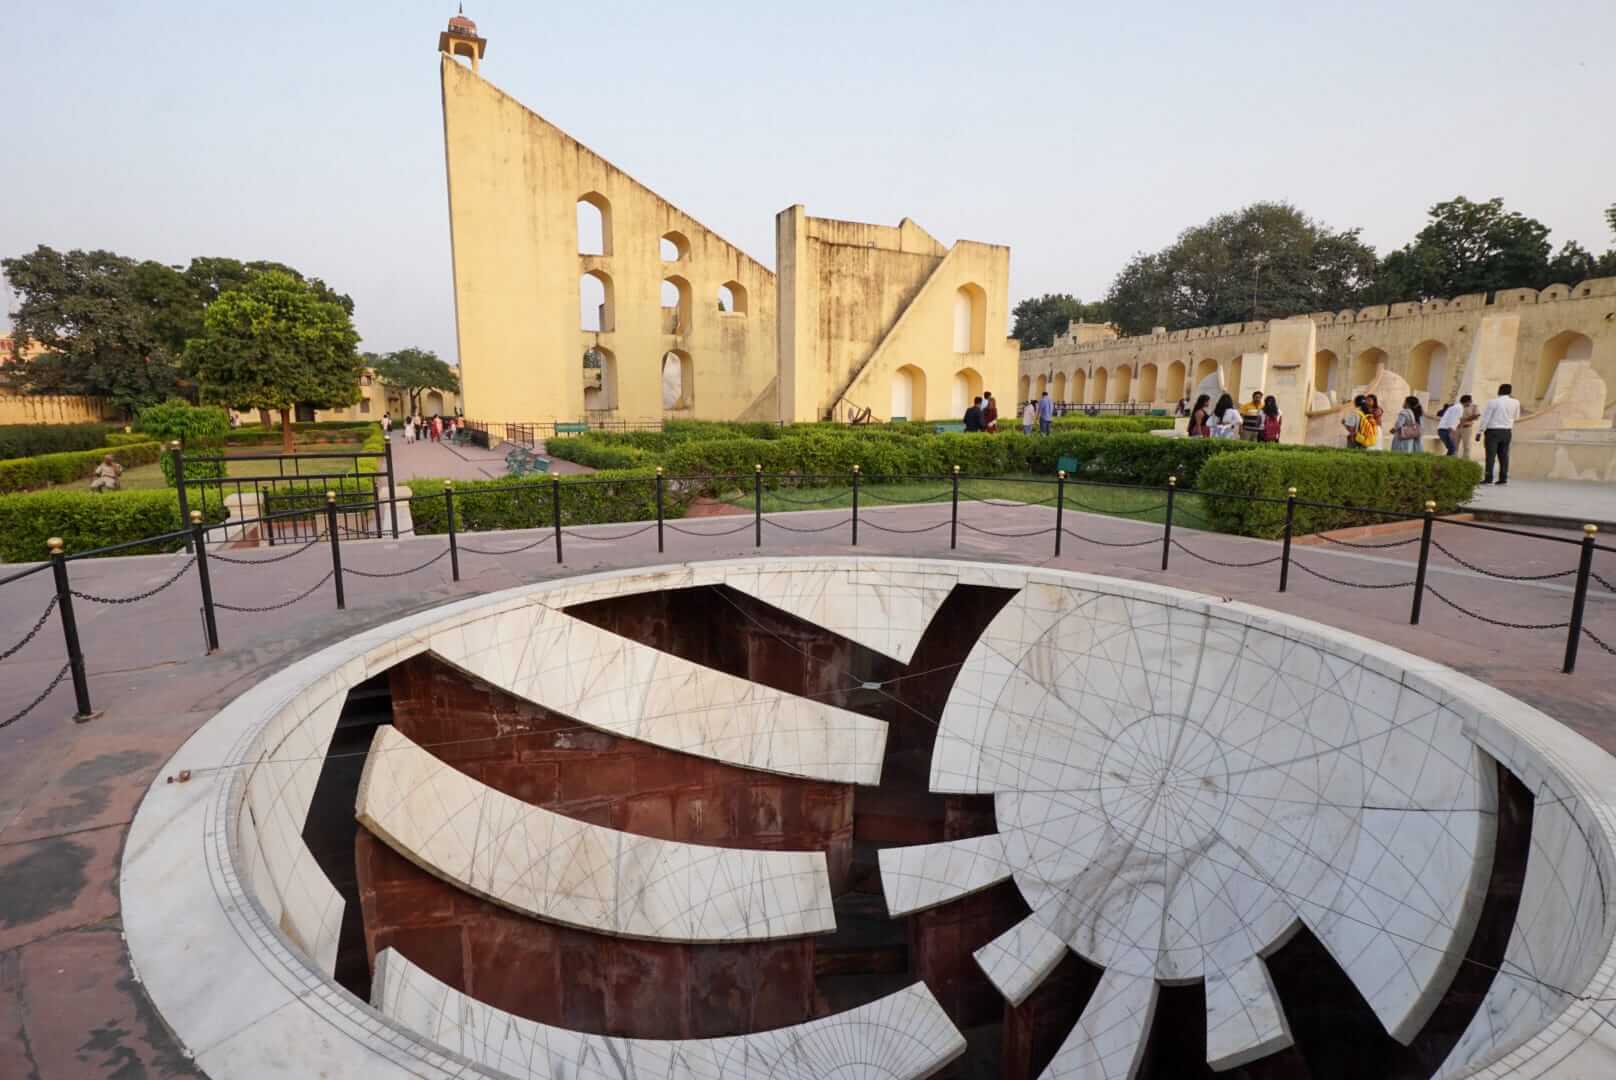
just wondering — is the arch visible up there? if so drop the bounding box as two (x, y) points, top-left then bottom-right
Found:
(1138, 363), (1159, 404)
(1111, 364), (1132, 403)
(1092, 367), (1109, 404)
(1314, 350), (1338, 397)
(1070, 369), (1087, 405)
(659, 231), (689, 261)
(951, 367), (984, 416)
(1408, 340), (1449, 400)
(424, 390), (445, 417)
(1018, 374), (1031, 401)
(891, 364), (926, 421)
(661, 349), (693, 410)
(661, 275), (692, 335)
(1163, 361), (1186, 404)
(1228, 357), (1244, 398)
(953, 283), (987, 353)
(1194, 357), (1220, 389)
(1536, 331), (1594, 404)
(1052, 372), (1067, 402)
(718, 280), (748, 315)
(1351, 347), (1387, 390)
(580, 270), (614, 332)
(577, 193), (612, 256)
(1034, 374), (1047, 398)
(583, 346), (617, 412)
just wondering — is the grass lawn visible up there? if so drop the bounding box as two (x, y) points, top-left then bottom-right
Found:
(29, 443), (371, 494)
(721, 473), (1216, 528)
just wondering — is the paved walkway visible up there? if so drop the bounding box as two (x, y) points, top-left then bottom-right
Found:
(0, 500), (1613, 1077)
(1463, 477), (1616, 528)
(386, 433), (595, 482)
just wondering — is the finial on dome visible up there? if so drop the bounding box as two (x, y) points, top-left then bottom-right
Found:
(439, 7), (487, 70)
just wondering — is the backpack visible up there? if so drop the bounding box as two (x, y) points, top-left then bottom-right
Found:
(1355, 413), (1380, 447)
(1262, 414), (1281, 441)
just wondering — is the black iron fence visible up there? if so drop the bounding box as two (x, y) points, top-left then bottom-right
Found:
(1, 470), (1610, 732)
(172, 443), (397, 545)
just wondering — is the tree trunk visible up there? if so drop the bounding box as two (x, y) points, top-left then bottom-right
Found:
(258, 408), (272, 428)
(279, 408), (295, 454)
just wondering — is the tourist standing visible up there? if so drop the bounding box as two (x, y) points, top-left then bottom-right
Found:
(1342, 395), (1366, 448)
(1021, 399), (1036, 435)
(963, 396), (984, 432)
(982, 391), (999, 433)
(1477, 383), (1521, 484)
(1212, 393), (1240, 438)
(403, 415), (415, 444)
(1037, 391), (1053, 435)
(1188, 394), (1212, 438)
(1457, 395), (1480, 459)
(381, 411), (392, 438)
(1174, 398), (1189, 417)
(1259, 396), (1282, 442)
(1392, 396), (1424, 452)
(1436, 396), (1468, 455)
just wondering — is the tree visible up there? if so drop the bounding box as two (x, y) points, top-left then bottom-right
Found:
(1010, 293), (1109, 350)
(370, 347), (459, 415)
(1102, 203), (1378, 335)
(1373, 196), (1553, 300)
(1, 245), (190, 414)
(184, 271), (363, 452)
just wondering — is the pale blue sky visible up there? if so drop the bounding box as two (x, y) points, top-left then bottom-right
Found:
(5, 0), (1613, 358)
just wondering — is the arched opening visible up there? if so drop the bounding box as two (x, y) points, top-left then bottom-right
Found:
(661, 276), (692, 335)
(718, 280), (748, 315)
(1314, 350), (1338, 397)
(1408, 341), (1449, 401)
(1018, 374), (1030, 401)
(951, 367), (984, 416)
(1228, 357), (1244, 398)
(577, 193), (612, 256)
(1194, 357), (1220, 394)
(661, 349), (693, 411)
(1111, 365), (1132, 403)
(1163, 361), (1186, 403)
(1052, 372), (1067, 402)
(1351, 347), (1387, 390)
(1536, 331), (1594, 404)
(1070, 369), (1087, 405)
(891, 364), (926, 421)
(424, 390), (445, 417)
(1092, 367), (1109, 404)
(953, 283), (987, 353)
(1034, 374), (1047, 398)
(580, 270), (614, 332)
(1138, 363), (1159, 404)
(659, 231), (689, 261)
(583, 346), (616, 412)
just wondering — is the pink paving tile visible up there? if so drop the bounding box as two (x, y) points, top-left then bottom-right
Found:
(0, 825), (122, 952)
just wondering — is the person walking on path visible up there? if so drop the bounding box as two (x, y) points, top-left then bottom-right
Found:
(1342, 395), (1367, 448)
(982, 391), (999, 433)
(1188, 394), (1212, 438)
(1021, 399), (1036, 435)
(381, 411), (392, 438)
(1457, 395), (1480, 458)
(1259, 396), (1282, 442)
(1037, 391), (1054, 435)
(1478, 383), (1521, 484)
(1392, 396), (1424, 452)
(963, 396), (984, 432)
(1436, 395), (1470, 455)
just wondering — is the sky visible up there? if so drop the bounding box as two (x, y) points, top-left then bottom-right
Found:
(5, 0), (1614, 359)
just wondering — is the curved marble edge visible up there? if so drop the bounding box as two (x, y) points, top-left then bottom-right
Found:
(116, 558), (1616, 1078)
(372, 947), (967, 1079)
(357, 725), (835, 942)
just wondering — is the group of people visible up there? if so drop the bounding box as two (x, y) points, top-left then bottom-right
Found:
(382, 411), (461, 444)
(1337, 384), (1519, 479)
(961, 391), (1003, 432)
(1186, 391), (1284, 442)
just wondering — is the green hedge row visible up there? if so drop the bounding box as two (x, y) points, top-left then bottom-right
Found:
(409, 469), (693, 534)
(0, 441), (164, 495)
(0, 423), (122, 460)
(104, 431), (153, 447)
(1198, 451), (1483, 538)
(1051, 416), (1175, 433)
(0, 488), (226, 562)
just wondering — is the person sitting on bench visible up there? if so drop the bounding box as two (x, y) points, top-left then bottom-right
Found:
(89, 454), (123, 493)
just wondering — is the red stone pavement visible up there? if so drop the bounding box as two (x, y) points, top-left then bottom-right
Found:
(0, 496), (1612, 1077)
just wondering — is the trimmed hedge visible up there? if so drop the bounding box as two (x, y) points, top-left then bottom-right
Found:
(1197, 450), (1482, 538)
(0, 488), (225, 562)
(409, 469), (692, 534)
(226, 420), (379, 447)
(0, 441), (164, 495)
(103, 431), (153, 447)
(0, 423), (121, 460)
(1050, 416), (1175, 433)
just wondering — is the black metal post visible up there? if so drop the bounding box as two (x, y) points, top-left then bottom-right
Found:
(1410, 500), (1436, 625)
(1278, 486), (1297, 593)
(850, 466), (860, 547)
(191, 511), (220, 653)
(552, 476), (564, 564)
(172, 442), (193, 553)
(325, 491), (346, 610)
(1054, 471), (1066, 558)
(444, 483), (460, 583)
(1563, 524), (1598, 674)
(46, 538), (96, 721)
(1161, 476), (1176, 571)
(754, 465), (763, 549)
(384, 435), (399, 540)
(950, 466), (960, 550)
(655, 468), (665, 554)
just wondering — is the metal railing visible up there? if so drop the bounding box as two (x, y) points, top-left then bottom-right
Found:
(170, 441), (397, 546)
(0, 470), (1609, 731)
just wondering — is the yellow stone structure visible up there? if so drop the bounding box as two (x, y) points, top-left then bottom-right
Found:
(437, 13), (1016, 426)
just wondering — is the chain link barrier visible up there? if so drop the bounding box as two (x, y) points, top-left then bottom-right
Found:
(766, 488), (854, 507)
(209, 540), (321, 565)
(1582, 626), (1616, 656)
(861, 518), (952, 535)
(1, 596), (58, 662)
(858, 489), (952, 505)
(666, 519), (756, 538)
(1591, 570), (1614, 594)
(1290, 561), (1412, 589)
(563, 523), (660, 542)
(343, 548), (452, 579)
(1066, 498), (1169, 516)
(72, 557), (195, 605)
(971, 494), (1058, 508)
(1062, 529), (1158, 549)
(1170, 540), (1283, 567)
(215, 570), (335, 613)
(765, 516), (856, 534)
(0, 662), (71, 730)
(459, 534), (552, 556)
(958, 520), (1059, 539)
(1431, 540), (1576, 581)
(1423, 584), (1571, 630)
(1313, 532), (1420, 550)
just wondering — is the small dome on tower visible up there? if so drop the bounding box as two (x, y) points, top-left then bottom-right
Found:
(447, 12), (477, 35)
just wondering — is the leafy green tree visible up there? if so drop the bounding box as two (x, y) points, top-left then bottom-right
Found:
(184, 271), (362, 452)
(134, 398), (233, 485)
(1373, 196), (1553, 300)
(370, 347), (459, 416)
(1103, 203), (1378, 335)
(1010, 294), (1109, 350)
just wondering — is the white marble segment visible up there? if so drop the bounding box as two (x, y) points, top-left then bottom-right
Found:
(878, 833), (1014, 916)
(358, 726), (834, 942)
(373, 946), (967, 1079)
(1040, 968), (1157, 1079)
(973, 914), (1070, 1007)
(1205, 955), (1293, 1071)
(721, 563), (955, 664)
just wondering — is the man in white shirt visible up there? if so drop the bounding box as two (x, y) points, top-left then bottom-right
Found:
(1476, 383), (1521, 484)
(1436, 394), (1470, 456)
